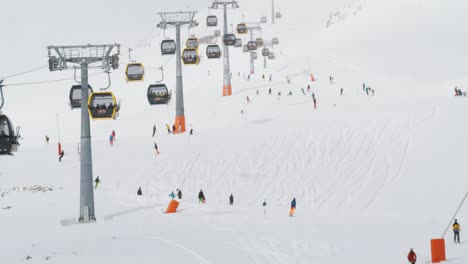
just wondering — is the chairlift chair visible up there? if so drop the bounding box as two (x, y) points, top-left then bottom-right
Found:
(0, 113), (20, 154)
(147, 84), (171, 105)
(182, 49), (200, 65)
(87, 92), (119, 120)
(272, 37), (279, 45)
(275, 12), (282, 19)
(262, 48), (270, 57)
(236, 23), (248, 34)
(186, 38), (199, 50)
(242, 45), (249, 53)
(255, 38), (264, 47)
(206, 15), (218, 27)
(125, 63), (145, 82)
(268, 52), (276, 60)
(206, 45), (222, 59)
(161, 40), (177, 55)
(234, 38), (242, 47)
(223, 34), (237, 46)
(247, 41), (257, 51)
(69, 84), (93, 109)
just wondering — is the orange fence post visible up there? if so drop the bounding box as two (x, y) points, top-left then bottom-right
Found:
(431, 239), (446, 263)
(165, 199), (180, 214)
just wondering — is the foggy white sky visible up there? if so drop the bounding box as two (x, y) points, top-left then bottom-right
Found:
(0, 0), (212, 75)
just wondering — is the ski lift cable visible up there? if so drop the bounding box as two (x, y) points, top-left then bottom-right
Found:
(0, 65), (49, 80)
(3, 71), (106, 87)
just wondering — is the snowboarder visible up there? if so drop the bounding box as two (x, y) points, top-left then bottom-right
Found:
(154, 142), (159, 155)
(169, 191), (175, 199)
(189, 126), (193, 136)
(94, 176), (101, 189)
(329, 76), (334, 84)
(45, 135), (49, 144)
(453, 219), (461, 243)
(172, 124), (176, 135)
(268, 88), (272, 95)
(112, 130), (116, 141)
(247, 74), (251, 81)
(340, 88), (343, 95)
(58, 150), (64, 162)
(407, 248), (417, 264)
(307, 84), (310, 92)
(198, 189), (206, 203)
(152, 124), (156, 137)
(177, 189), (182, 199)
(262, 73), (265, 80)
(137, 187), (143, 196)
(289, 198), (296, 217)
(229, 194), (234, 205)
(109, 134), (114, 146)
(362, 83), (366, 91)
(246, 96), (251, 103)
(313, 97), (317, 109)
(312, 92), (315, 100)
(166, 124), (171, 134)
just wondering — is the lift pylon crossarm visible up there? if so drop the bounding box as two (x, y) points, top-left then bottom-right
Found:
(47, 44), (121, 71)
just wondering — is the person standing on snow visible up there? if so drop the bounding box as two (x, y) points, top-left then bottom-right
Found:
(58, 150), (64, 162)
(169, 191), (176, 199)
(45, 135), (49, 144)
(177, 189), (182, 199)
(407, 248), (417, 264)
(137, 187), (143, 196)
(198, 189), (206, 203)
(262, 74), (265, 80)
(269, 74), (272, 82)
(172, 124), (176, 135)
(453, 219), (461, 243)
(313, 97), (317, 109)
(340, 88), (343, 95)
(289, 198), (296, 217)
(269, 88), (272, 95)
(307, 84), (311, 92)
(246, 96), (251, 103)
(154, 142), (160, 155)
(166, 124), (171, 134)
(263, 200), (267, 216)
(94, 176), (101, 189)
(112, 130), (116, 141)
(152, 124), (157, 137)
(229, 194), (234, 205)
(109, 134), (114, 146)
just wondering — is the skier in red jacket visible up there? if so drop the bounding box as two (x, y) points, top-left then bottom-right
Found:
(407, 248), (417, 264)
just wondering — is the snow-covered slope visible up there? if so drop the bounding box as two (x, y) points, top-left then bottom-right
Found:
(1, 0), (468, 263)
